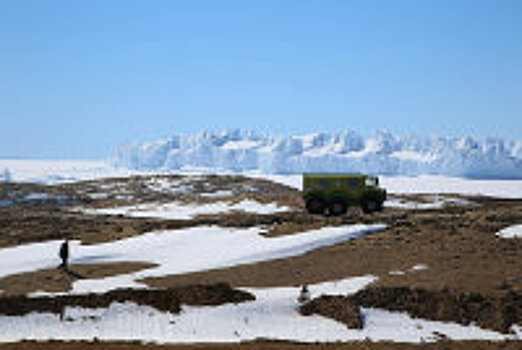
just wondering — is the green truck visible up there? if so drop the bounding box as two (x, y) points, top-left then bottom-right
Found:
(302, 173), (387, 215)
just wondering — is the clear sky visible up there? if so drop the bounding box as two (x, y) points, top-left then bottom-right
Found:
(1, 0), (521, 158)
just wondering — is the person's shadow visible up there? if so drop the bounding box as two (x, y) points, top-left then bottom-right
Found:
(58, 265), (85, 279)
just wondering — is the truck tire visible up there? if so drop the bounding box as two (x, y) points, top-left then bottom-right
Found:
(306, 198), (325, 215)
(330, 201), (347, 216)
(362, 199), (378, 214)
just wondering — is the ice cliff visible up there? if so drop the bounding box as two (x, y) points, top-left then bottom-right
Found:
(111, 130), (522, 179)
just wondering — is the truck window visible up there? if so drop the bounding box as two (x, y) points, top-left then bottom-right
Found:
(365, 177), (377, 187)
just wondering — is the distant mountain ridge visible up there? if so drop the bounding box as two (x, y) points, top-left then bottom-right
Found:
(111, 130), (522, 179)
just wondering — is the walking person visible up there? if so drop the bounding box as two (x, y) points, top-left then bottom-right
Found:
(59, 239), (69, 270)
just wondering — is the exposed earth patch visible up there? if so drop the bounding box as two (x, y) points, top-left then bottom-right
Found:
(0, 282), (254, 317)
(0, 262), (157, 296)
(299, 295), (362, 329)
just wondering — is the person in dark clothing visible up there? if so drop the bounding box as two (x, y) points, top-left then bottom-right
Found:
(59, 239), (69, 269)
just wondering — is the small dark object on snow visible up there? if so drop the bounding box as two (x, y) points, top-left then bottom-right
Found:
(298, 284), (310, 303)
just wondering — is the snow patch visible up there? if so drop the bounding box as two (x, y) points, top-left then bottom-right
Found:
(200, 190), (234, 198)
(496, 224), (522, 239)
(0, 199), (14, 207)
(389, 270), (406, 276)
(384, 196), (470, 210)
(410, 264), (428, 272)
(79, 199), (291, 220)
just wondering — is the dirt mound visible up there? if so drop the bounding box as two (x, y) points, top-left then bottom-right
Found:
(351, 287), (522, 334)
(164, 282), (255, 306)
(299, 295), (363, 329)
(299, 287), (521, 333)
(0, 282), (255, 317)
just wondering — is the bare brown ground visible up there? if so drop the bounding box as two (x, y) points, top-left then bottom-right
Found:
(0, 175), (302, 248)
(0, 283), (254, 317)
(0, 262), (156, 296)
(0, 340), (521, 350)
(350, 286), (521, 333)
(142, 198), (522, 298)
(0, 207), (171, 247)
(300, 295), (363, 329)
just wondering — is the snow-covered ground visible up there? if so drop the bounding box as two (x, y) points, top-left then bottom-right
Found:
(1, 159), (521, 199)
(79, 199), (291, 220)
(384, 196), (471, 210)
(256, 174), (522, 199)
(381, 175), (522, 199)
(0, 224), (385, 294)
(496, 224), (522, 239)
(0, 159), (139, 184)
(1, 276), (515, 344)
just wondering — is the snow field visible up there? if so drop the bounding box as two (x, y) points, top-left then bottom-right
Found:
(0, 224), (386, 294)
(0, 276), (513, 343)
(0, 159), (137, 185)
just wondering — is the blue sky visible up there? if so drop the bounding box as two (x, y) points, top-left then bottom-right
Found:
(1, 0), (521, 158)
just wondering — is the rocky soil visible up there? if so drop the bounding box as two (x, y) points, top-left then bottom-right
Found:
(299, 295), (362, 329)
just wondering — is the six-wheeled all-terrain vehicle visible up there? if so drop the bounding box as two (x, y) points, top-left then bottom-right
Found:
(303, 173), (387, 215)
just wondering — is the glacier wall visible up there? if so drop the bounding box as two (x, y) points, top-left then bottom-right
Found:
(111, 130), (522, 179)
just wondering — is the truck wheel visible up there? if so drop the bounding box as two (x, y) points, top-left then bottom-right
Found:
(330, 201), (347, 216)
(362, 199), (378, 214)
(306, 199), (325, 215)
